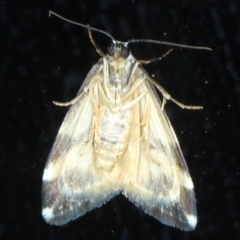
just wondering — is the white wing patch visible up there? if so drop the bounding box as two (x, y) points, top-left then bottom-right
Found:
(183, 174), (194, 190)
(42, 164), (57, 181)
(186, 214), (198, 229)
(42, 207), (54, 222)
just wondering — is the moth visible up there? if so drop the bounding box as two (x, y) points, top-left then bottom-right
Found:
(42, 11), (211, 231)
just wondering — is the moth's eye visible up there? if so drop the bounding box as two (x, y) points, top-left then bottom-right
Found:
(107, 45), (114, 56)
(120, 46), (129, 58)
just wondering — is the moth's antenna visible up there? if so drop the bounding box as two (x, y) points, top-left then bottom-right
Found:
(49, 11), (115, 42)
(128, 39), (212, 51)
(49, 11), (212, 51)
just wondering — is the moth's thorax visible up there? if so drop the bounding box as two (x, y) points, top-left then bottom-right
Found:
(106, 44), (136, 103)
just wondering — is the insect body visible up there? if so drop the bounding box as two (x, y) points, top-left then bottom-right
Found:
(42, 11), (211, 231)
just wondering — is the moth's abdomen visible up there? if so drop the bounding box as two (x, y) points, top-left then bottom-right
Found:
(94, 106), (132, 171)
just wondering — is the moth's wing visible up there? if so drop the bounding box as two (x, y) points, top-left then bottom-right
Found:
(123, 69), (197, 231)
(42, 60), (118, 225)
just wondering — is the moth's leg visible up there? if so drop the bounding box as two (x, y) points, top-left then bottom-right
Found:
(87, 25), (105, 58)
(78, 86), (98, 155)
(138, 48), (173, 64)
(141, 94), (151, 140)
(96, 76), (149, 114)
(121, 61), (140, 93)
(137, 94), (158, 163)
(133, 94), (151, 144)
(138, 48), (202, 110)
(117, 76), (151, 111)
(120, 92), (148, 112)
(138, 94), (150, 142)
(53, 88), (89, 106)
(96, 80), (112, 109)
(121, 76), (146, 102)
(147, 77), (203, 110)
(94, 79), (147, 112)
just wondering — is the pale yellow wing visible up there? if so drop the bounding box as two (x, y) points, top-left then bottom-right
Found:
(42, 61), (118, 225)
(123, 68), (197, 231)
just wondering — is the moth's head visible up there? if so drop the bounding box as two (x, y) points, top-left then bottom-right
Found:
(107, 43), (130, 60)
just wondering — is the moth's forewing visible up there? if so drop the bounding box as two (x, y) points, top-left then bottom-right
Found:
(42, 61), (118, 225)
(122, 71), (197, 230)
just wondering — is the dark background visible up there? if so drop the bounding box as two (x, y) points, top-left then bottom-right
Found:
(1, 0), (240, 239)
